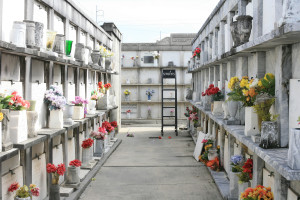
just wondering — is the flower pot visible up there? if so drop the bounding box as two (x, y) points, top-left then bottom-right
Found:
(208, 148), (218, 160)
(27, 111), (38, 138)
(147, 95), (152, 101)
(91, 50), (101, 69)
(245, 107), (260, 136)
(28, 100), (36, 111)
(222, 101), (230, 120)
(230, 21), (240, 47)
(94, 139), (104, 157)
(63, 104), (73, 125)
(1, 109), (12, 151)
(110, 130), (115, 140)
(72, 106), (84, 120)
(49, 184), (60, 200)
(228, 101), (239, 121)
(238, 181), (251, 199)
(49, 109), (64, 129)
(260, 121), (279, 149)
(53, 34), (65, 54)
(212, 101), (223, 116)
(288, 128), (300, 169)
(9, 110), (28, 143)
(65, 40), (73, 57)
(104, 135), (110, 147)
(97, 94), (108, 110)
(34, 22), (44, 48)
(88, 100), (96, 114)
(229, 171), (240, 198)
(10, 21), (26, 47)
(66, 166), (80, 184)
(81, 147), (92, 168)
(15, 197), (31, 200)
(126, 113), (131, 119)
(105, 57), (112, 71)
(74, 43), (85, 61)
(23, 20), (35, 48)
(236, 15), (253, 45)
(46, 30), (57, 51)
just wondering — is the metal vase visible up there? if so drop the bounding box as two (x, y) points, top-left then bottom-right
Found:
(94, 139), (104, 157)
(228, 101), (239, 121)
(34, 22), (44, 48)
(49, 184), (60, 200)
(53, 34), (65, 54)
(23, 20), (35, 48)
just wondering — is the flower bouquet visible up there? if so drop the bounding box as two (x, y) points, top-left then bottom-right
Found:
(203, 84), (224, 114)
(47, 163), (65, 200)
(8, 182), (39, 200)
(126, 109), (131, 119)
(66, 159), (82, 185)
(102, 121), (114, 144)
(44, 85), (66, 129)
(124, 89), (131, 101)
(81, 138), (94, 168)
(97, 82), (112, 109)
(72, 96), (88, 120)
(230, 155), (243, 172)
(240, 185), (274, 200)
(91, 127), (107, 157)
(146, 89), (155, 101)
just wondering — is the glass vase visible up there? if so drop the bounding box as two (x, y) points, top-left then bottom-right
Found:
(46, 30), (57, 51)
(65, 40), (73, 56)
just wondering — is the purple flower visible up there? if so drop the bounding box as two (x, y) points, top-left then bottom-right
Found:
(72, 96), (88, 106)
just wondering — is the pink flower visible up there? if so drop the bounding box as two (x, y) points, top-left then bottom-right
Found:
(202, 139), (208, 143)
(31, 187), (40, 197)
(8, 182), (19, 192)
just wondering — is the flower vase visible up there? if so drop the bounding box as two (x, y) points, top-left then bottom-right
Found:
(15, 197), (31, 200)
(125, 95), (130, 102)
(88, 100), (96, 114)
(204, 96), (212, 111)
(288, 128), (300, 169)
(81, 147), (92, 168)
(127, 113), (131, 119)
(238, 182), (251, 199)
(10, 21), (26, 47)
(97, 94), (108, 110)
(104, 135), (110, 148)
(9, 110), (28, 143)
(147, 95), (151, 101)
(236, 15), (253, 45)
(65, 40), (73, 57)
(222, 101), (230, 120)
(208, 148), (218, 160)
(23, 20), (35, 48)
(260, 121), (279, 149)
(63, 104), (73, 125)
(229, 171), (240, 199)
(230, 20), (240, 47)
(66, 166), (80, 184)
(49, 184), (60, 200)
(1, 109), (13, 151)
(105, 57), (112, 71)
(34, 22), (44, 49)
(110, 130), (115, 140)
(27, 111), (38, 138)
(212, 101), (223, 116)
(72, 106), (84, 120)
(245, 107), (260, 136)
(49, 109), (64, 129)
(94, 139), (104, 157)
(53, 34), (65, 54)
(74, 43), (85, 61)
(227, 101), (238, 121)
(91, 50), (101, 69)
(46, 30), (57, 51)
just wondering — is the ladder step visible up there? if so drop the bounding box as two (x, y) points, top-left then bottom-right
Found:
(162, 124), (176, 126)
(162, 106), (175, 108)
(163, 98), (176, 100)
(163, 116), (176, 117)
(163, 89), (176, 91)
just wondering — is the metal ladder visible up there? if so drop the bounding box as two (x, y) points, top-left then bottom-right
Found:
(161, 69), (178, 136)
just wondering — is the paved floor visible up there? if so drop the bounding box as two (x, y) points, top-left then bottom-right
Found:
(80, 127), (222, 200)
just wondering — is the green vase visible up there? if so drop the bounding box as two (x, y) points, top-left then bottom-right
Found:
(28, 100), (36, 111)
(66, 40), (73, 57)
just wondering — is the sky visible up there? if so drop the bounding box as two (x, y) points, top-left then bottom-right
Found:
(73, 0), (220, 43)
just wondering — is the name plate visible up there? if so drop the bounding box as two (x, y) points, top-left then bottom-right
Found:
(162, 70), (176, 78)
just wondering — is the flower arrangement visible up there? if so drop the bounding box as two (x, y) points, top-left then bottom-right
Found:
(237, 158), (253, 183)
(9, 91), (30, 110)
(69, 159), (82, 167)
(170, 109), (174, 113)
(81, 138), (94, 148)
(98, 82), (112, 94)
(91, 94), (98, 100)
(102, 121), (114, 133)
(8, 182), (40, 198)
(146, 89), (155, 96)
(46, 163), (66, 184)
(99, 46), (114, 57)
(126, 109), (131, 113)
(240, 185), (274, 200)
(124, 89), (131, 95)
(0, 112), (3, 122)
(44, 85), (66, 110)
(90, 127), (107, 140)
(131, 57), (134, 60)
(0, 92), (13, 110)
(199, 138), (214, 163)
(153, 52), (160, 60)
(185, 106), (197, 117)
(193, 47), (201, 58)
(111, 121), (118, 128)
(188, 112), (198, 125)
(206, 157), (220, 171)
(202, 84), (224, 101)
(230, 155), (243, 172)
(72, 96), (88, 106)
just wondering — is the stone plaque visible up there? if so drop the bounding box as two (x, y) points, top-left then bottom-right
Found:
(32, 59), (44, 83)
(52, 144), (64, 184)
(79, 69), (85, 84)
(287, 188), (299, 200)
(53, 64), (62, 84)
(263, 168), (275, 190)
(31, 83), (47, 129)
(289, 79), (300, 129)
(68, 83), (76, 102)
(2, 166), (23, 200)
(68, 138), (75, 162)
(193, 131), (206, 161)
(32, 154), (47, 200)
(1, 53), (21, 81)
(32, 142), (45, 158)
(79, 84), (85, 99)
(68, 67), (75, 84)
(1, 153), (20, 176)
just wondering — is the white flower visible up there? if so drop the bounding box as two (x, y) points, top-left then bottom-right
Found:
(250, 78), (259, 88)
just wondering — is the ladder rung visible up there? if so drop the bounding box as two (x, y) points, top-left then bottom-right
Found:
(163, 116), (176, 117)
(163, 98), (175, 100)
(162, 106), (175, 108)
(162, 124), (176, 126)
(163, 89), (176, 91)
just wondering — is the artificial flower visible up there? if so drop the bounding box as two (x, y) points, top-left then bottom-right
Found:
(111, 121), (118, 128)
(0, 112), (3, 121)
(31, 187), (40, 197)
(56, 164), (66, 176)
(72, 96), (88, 106)
(46, 163), (57, 173)
(8, 182), (20, 192)
(81, 138), (94, 148)
(44, 85), (66, 110)
(69, 159), (82, 167)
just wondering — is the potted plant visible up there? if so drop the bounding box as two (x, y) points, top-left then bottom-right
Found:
(91, 127), (107, 157)
(8, 91), (30, 144)
(229, 155), (243, 199)
(46, 163), (66, 200)
(44, 85), (67, 129)
(81, 138), (94, 168)
(97, 82), (112, 110)
(199, 139), (214, 164)
(8, 182), (40, 199)
(237, 158), (253, 199)
(72, 96), (88, 120)
(240, 185), (274, 200)
(66, 159), (81, 185)
(126, 109), (131, 119)
(146, 89), (155, 101)
(124, 89), (131, 101)
(88, 90), (98, 114)
(102, 121), (114, 145)
(202, 84), (224, 115)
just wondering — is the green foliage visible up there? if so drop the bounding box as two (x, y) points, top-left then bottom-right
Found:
(260, 74), (275, 96)
(0, 95), (13, 110)
(231, 165), (243, 173)
(16, 185), (31, 198)
(212, 91), (224, 101)
(253, 98), (275, 121)
(237, 171), (251, 183)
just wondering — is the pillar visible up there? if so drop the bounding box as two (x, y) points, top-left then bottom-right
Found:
(252, 154), (264, 186)
(227, 11), (235, 49)
(252, 0), (263, 38)
(219, 20), (226, 56)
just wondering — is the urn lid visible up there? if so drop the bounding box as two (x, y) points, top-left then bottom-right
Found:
(76, 43), (85, 48)
(13, 21), (26, 28)
(34, 21), (44, 28)
(23, 20), (35, 27)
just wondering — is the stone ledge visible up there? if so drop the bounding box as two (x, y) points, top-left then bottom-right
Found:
(64, 122), (80, 130)
(0, 148), (19, 162)
(13, 135), (48, 150)
(37, 128), (66, 139)
(189, 100), (300, 181)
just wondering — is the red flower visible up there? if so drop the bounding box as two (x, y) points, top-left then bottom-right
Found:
(69, 159), (82, 167)
(31, 187), (40, 197)
(168, 136), (172, 139)
(102, 121), (110, 129)
(158, 136), (162, 139)
(46, 163), (57, 174)
(111, 121), (118, 128)
(106, 124), (114, 132)
(56, 163), (66, 176)
(104, 83), (112, 89)
(81, 138), (94, 148)
(8, 182), (19, 192)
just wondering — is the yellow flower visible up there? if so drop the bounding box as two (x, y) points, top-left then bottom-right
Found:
(240, 78), (250, 89)
(264, 73), (275, 81)
(242, 89), (249, 96)
(228, 77), (240, 90)
(0, 112), (3, 121)
(258, 79), (263, 87)
(29, 184), (36, 189)
(242, 76), (249, 80)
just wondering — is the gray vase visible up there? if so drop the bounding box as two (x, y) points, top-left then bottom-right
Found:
(53, 34), (65, 54)
(230, 21), (240, 47)
(222, 101), (229, 120)
(82, 147), (92, 168)
(105, 57), (112, 71)
(23, 20), (35, 48)
(34, 22), (44, 48)
(27, 111), (38, 138)
(91, 50), (101, 69)
(66, 166), (80, 184)
(94, 139), (104, 157)
(74, 43), (85, 61)
(228, 101), (239, 121)
(236, 15), (253, 45)
(260, 121), (279, 149)
(50, 184), (60, 200)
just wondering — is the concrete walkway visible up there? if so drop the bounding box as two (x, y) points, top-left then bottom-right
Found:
(80, 127), (222, 200)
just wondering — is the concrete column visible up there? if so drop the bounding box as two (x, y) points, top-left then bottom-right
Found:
(252, 154), (264, 186)
(209, 67), (214, 85)
(49, 61), (53, 86)
(24, 0), (34, 20)
(0, 0), (3, 40)
(252, 0), (264, 38)
(253, 52), (266, 78)
(227, 11), (235, 49)
(76, 27), (81, 45)
(227, 133), (235, 172)
(219, 21), (226, 56)
(205, 37), (209, 62)
(48, 9), (54, 29)
(238, 0), (248, 15)
(275, 45), (292, 147)
(63, 65), (68, 100)
(227, 60), (236, 80)
(220, 63), (227, 90)
(209, 33), (213, 60)
(24, 56), (31, 100)
(219, 128), (225, 167)
(65, 19), (70, 41)
(214, 65), (220, 87)
(236, 57), (248, 78)
(274, 172), (288, 200)
(214, 27), (219, 59)
(201, 41), (205, 65)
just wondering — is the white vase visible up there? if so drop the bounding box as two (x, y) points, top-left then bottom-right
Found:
(81, 147), (92, 168)
(9, 110), (28, 143)
(212, 101), (223, 116)
(63, 104), (74, 125)
(208, 149), (218, 160)
(238, 182), (250, 199)
(288, 128), (300, 169)
(49, 109), (64, 129)
(94, 139), (104, 157)
(27, 111), (38, 138)
(222, 101), (230, 120)
(126, 113), (131, 119)
(245, 107), (260, 136)
(230, 171), (240, 198)
(66, 166), (80, 184)
(88, 100), (96, 114)
(72, 106), (84, 120)
(10, 21), (26, 47)
(15, 197), (31, 200)
(228, 101), (239, 121)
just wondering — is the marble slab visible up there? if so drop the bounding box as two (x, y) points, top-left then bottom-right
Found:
(1, 53), (21, 81)
(2, 166), (23, 200)
(289, 79), (300, 129)
(31, 83), (47, 129)
(1, 153), (20, 176)
(224, 137), (229, 173)
(32, 59), (44, 83)
(60, 187), (74, 197)
(32, 154), (47, 200)
(287, 188), (299, 200)
(79, 169), (90, 181)
(67, 138), (76, 163)
(52, 144), (64, 184)
(263, 168), (275, 191)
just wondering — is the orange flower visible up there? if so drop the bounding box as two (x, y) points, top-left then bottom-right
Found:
(249, 88), (257, 97)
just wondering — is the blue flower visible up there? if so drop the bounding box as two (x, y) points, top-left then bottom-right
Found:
(230, 155), (243, 165)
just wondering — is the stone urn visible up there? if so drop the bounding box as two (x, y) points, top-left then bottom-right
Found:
(260, 121), (279, 149)
(236, 15), (253, 45)
(91, 50), (101, 69)
(66, 166), (80, 184)
(23, 20), (35, 48)
(10, 21), (26, 48)
(94, 139), (104, 157)
(74, 43), (85, 61)
(49, 184), (60, 200)
(99, 55), (105, 71)
(63, 104), (74, 125)
(97, 94), (108, 110)
(85, 46), (93, 65)
(27, 101), (38, 138)
(222, 101), (230, 120)
(53, 34), (65, 54)
(105, 57), (112, 71)
(230, 20), (240, 47)
(227, 101), (239, 121)
(34, 22), (44, 49)
(10, 110), (28, 143)
(1, 109), (13, 151)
